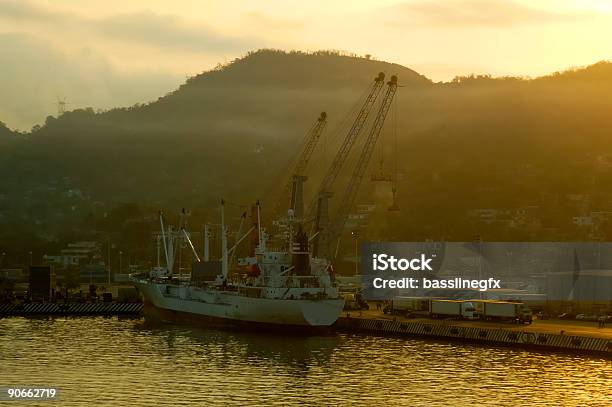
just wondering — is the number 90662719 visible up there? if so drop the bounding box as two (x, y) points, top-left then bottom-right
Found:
(1, 387), (59, 400)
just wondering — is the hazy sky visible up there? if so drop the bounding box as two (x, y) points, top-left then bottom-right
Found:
(1, 0), (611, 130)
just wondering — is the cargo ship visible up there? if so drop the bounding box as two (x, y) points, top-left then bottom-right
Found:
(131, 202), (344, 329)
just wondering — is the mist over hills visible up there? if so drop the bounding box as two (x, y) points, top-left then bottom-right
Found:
(2, 49), (612, 262)
(2, 50), (429, 203)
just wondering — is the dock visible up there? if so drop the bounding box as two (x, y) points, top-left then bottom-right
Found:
(336, 309), (612, 357)
(0, 302), (143, 316)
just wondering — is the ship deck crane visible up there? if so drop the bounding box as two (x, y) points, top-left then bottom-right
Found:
(314, 75), (399, 259)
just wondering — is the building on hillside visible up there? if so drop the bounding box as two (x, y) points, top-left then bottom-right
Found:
(43, 241), (103, 267)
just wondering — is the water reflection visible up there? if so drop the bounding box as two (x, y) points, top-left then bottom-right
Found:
(134, 320), (340, 375)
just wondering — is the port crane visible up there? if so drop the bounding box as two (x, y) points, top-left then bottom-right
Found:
(305, 72), (386, 221)
(292, 112), (328, 181)
(274, 112), (328, 218)
(313, 75), (399, 259)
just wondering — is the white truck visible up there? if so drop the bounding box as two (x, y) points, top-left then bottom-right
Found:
(383, 296), (430, 316)
(429, 299), (477, 320)
(476, 301), (532, 324)
(382, 298), (531, 323)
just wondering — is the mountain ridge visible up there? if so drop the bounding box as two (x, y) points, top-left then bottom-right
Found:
(4, 50), (612, 135)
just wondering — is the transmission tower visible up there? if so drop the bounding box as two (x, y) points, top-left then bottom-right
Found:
(57, 98), (68, 116)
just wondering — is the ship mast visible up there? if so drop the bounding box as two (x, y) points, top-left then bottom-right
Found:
(159, 211), (173, 274)
(203, 223), (210, 261)
(256, 201), (265, 252)
(220, 200), (228, 280)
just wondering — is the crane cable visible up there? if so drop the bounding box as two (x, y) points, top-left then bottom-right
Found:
(391, 87), (399, 207)
(311, 83), (374, 176)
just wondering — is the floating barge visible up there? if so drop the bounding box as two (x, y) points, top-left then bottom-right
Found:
(0, 302), (143, 316)
(335, 314), (612, 357)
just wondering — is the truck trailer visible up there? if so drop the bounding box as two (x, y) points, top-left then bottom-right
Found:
(382, 297), (530, 323)
(383, 296), (430, 316)
(475, 300), (532, 324)
(429, 299), (477, 320)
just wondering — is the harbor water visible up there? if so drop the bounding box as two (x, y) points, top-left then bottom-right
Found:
(1, 317), (610, 406)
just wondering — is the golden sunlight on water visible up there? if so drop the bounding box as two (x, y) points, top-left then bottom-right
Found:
(0, 317), (610, 406)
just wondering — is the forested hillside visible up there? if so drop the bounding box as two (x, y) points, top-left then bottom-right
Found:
(2, 49), (612, 264)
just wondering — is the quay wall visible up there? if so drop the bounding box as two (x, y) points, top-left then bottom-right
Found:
(0, 303), (143, 316)
(336, 316), (612, 356)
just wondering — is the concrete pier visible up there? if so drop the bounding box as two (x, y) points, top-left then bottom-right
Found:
(335, 310), (612, 356)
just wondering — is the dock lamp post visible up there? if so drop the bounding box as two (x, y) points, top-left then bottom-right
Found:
(351, 230), (360, 276)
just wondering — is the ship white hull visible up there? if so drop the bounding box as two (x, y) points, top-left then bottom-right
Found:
(134, 279), (344, 328)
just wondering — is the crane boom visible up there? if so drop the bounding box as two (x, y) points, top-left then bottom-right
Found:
(312, 75), (398, 259)
(306, 72), (386, 219)
(275, 112), (327, 216)
(293, 112), (327, 177)
(331, 75), (398, 246)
